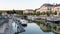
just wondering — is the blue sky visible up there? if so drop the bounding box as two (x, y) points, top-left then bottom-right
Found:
(0, 0), (60, 10)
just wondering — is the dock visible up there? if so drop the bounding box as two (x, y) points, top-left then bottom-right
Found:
(13, 17), (25, 33)
(0, 16), (25, 34)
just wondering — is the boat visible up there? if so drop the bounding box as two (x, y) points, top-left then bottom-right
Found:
(13, 17), (27, 26)
(45, 16), (60, 24)
(20, 19), (27, 26)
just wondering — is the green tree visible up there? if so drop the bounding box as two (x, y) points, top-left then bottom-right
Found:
(16, 10), (23, 15)
(33, 10), (36, 15)
(36, 12), (40, 16)
(42, 12), (46, 15)
(0, 11), (2, 14)
(50, 11), (52, 14)
(7, 11), (14, 14)
(13, 9), (16, 13)
(59, 12), (60, 15)
(54, 11), (57, 15)
(46, 11), (50, 16)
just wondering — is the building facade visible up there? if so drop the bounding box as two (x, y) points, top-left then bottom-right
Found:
(23, 9), (34, 14)
(36, 4), (60, 14)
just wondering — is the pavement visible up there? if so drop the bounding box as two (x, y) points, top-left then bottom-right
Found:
(0, 23), (8, 34)
(0, 16), (25, 34)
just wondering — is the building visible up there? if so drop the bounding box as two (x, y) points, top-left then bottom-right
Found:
(36, 4), (53, 13)
(23, 9), (34, 14)
(36, 3), (60, 14)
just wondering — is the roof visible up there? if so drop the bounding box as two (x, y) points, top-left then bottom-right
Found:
(35, 3), (60, 10)
(43, 4), (53, 7)
(55, 4), (60, 7)
(43, 3), (60, 7)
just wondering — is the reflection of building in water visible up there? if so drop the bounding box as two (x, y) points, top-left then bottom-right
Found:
(40, 23), (51, 32)
(52, 26), (60, 34)
(40, 22), (60, 34)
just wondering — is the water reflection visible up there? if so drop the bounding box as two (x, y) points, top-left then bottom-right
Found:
(20, 23), (53, 34)
(40, 23), (51, 32)
(22, 25), (27, 28)
(39, 21), (60, 34)
(12, 21), (26, 34)
(12, 20), (60, 34)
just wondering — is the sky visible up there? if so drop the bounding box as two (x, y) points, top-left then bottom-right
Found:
(0, 0), (60, 10)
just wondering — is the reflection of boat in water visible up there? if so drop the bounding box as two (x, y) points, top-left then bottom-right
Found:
(45, 16), (60, 24)
(22, 24), (27, 27)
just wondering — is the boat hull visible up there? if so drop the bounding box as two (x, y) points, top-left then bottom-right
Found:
(45, 20), (60, 24)
(22, 24), (27, 26)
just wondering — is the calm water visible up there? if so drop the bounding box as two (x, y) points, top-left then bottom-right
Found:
(12, 16), (60, 34)
(13, 23), (53, 34)
(19, 23), (54, 34)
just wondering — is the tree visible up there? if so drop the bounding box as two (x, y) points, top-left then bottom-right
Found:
(54, 11), (57, 15)
(46, 11), (50, 16)
(59, 12), (60, 15)
(33, 10), (36, 15)
(36, 12), (40, 16)
(50, 11), (52, 14)
(16, 10), (23, 15)
(13, 9), (16, 13)
(0, 11), (2, 14)
(41, 12), (46, 15)
(7, 11), (14, 14)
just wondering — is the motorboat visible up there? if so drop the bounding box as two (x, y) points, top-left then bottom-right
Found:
(20, 19), (27, 26)
(45, 16), (60, 24)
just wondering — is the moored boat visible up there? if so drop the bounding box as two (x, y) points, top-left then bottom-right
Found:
(45, 16), (60, 24)
(20, 19), (27, 26)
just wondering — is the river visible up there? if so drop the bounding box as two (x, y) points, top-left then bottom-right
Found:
(13, 22), (55, 34)
(20, 23), (54, 34)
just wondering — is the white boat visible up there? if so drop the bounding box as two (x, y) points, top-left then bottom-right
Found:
(14, 17), (27, 25)
(20, 19), (27, 25)
(45, 16), (60, 23)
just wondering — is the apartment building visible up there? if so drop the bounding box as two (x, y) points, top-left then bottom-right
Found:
(36, 4), (60, 13)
